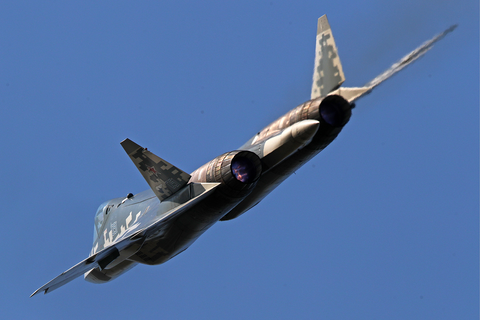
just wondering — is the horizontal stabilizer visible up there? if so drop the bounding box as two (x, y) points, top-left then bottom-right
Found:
(311, 14), (345, 100)
(121, 139), (191, 201)
(330, 24), (457, 103)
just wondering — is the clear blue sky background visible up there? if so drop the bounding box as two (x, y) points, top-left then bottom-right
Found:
(1, 1), (478, 319)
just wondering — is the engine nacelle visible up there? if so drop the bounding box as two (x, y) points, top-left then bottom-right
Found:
(190, 150), (262, 200)
(221, 95), (352, 221)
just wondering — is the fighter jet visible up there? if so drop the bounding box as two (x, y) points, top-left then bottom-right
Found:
(31, 15), (456, 297)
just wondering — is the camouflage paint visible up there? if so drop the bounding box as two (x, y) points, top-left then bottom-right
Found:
(31, 16), (456, 297)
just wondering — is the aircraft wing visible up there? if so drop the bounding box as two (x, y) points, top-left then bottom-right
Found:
(30, 235), (144, 297)
(31, 182), (220, 297)
(329, 24), (457, 103)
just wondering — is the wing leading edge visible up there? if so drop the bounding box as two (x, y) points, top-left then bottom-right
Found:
(30, 235), (144, 297)
(329, 24), (457, 103)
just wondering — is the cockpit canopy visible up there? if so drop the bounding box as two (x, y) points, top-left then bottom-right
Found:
(93, 201), (111, 242)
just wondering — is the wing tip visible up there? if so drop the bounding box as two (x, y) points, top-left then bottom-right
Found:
(30, 288), (45, 298)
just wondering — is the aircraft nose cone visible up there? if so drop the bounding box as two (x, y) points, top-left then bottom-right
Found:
(291, 119), (320, 144)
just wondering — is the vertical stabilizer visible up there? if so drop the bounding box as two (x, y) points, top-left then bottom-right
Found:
(311, 15), (345, 100)
(121, 139), (191, 201)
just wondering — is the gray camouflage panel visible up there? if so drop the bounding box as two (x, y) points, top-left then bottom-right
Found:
(121, 138), (191, 201)
(311, 15), (345, 100)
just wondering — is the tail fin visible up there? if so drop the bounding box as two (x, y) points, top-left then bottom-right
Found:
(329, 24), (457, 103)
(121, 139), (191, 201)
(311, 15), (346, 100)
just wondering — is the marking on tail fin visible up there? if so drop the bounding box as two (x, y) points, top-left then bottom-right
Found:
(121, 139), (191, 201)
(311, 15), (345, 100)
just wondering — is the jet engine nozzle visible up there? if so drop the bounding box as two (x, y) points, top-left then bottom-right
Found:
(319, 94), (351, 127)
(190, 150), (262, 200)
(231, 155), (259, 184)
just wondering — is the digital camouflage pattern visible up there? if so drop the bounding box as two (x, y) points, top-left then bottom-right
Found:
(31, 15), (455, 297)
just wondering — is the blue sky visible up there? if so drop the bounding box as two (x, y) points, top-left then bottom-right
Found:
(1, 1), (478, 319)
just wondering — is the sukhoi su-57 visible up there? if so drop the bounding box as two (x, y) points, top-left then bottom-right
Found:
(31, 15), (456, 297)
